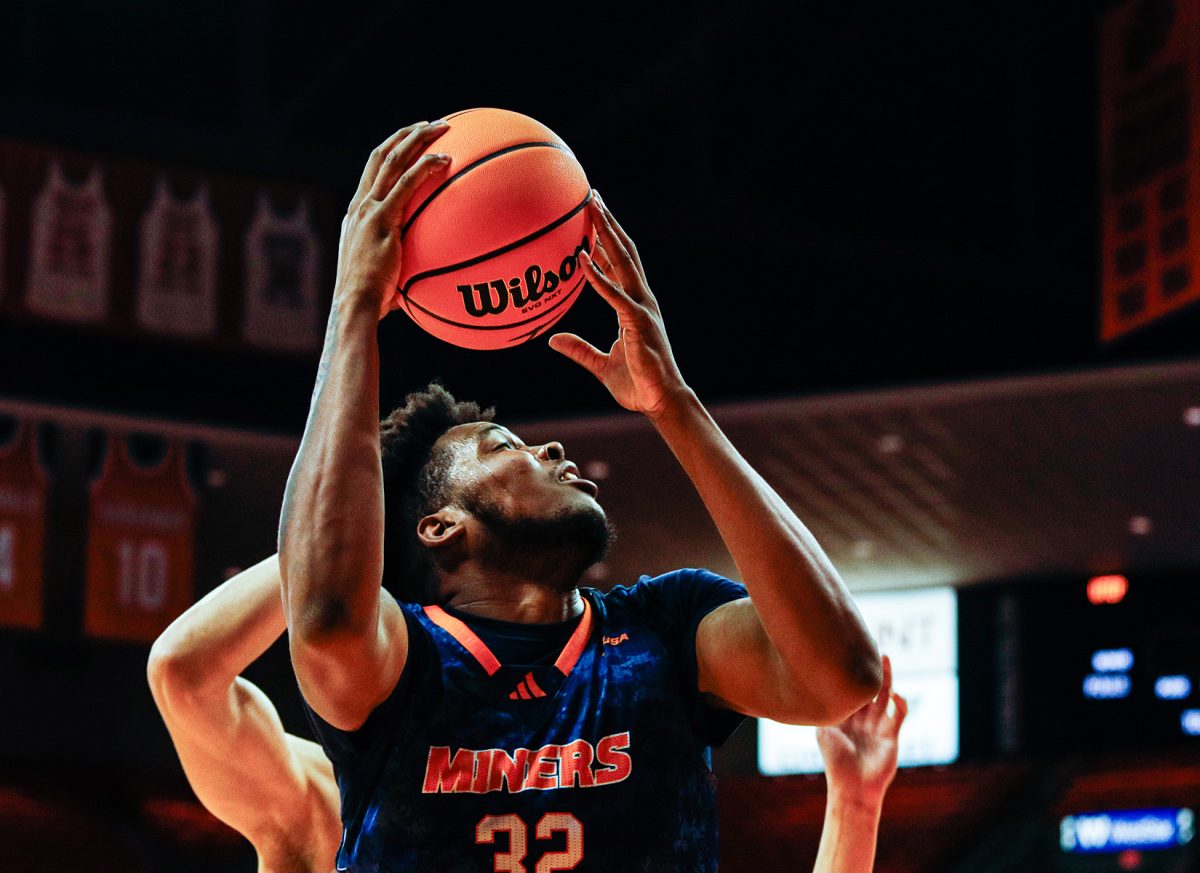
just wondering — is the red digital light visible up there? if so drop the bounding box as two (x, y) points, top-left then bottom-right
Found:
(1088, 574), (1129, 605)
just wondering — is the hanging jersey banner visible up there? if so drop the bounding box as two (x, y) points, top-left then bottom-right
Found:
(136, 176), (220, 338)
(242, 192), (321, 352)
(26, 160), (113, 323)
(84, 435), (196, 643)
(0, 421), (48, 630)
(1099, 0), (1200, 340)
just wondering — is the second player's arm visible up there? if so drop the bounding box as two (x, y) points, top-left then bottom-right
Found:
(812, 655), (907, 873)
(146, 556), (338, 854)
(553, 193), (880, 726)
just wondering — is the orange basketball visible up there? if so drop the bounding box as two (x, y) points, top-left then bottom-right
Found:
(396, 108), (594, 350)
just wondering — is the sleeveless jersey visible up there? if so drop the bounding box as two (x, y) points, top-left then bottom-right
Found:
(26, 159), (112, 322)
(136, 175), (220, 338)
(304, 568), (748, 873)
(242, 192), (321, 352)
(0, 421), (47, 629)
(83, 436), (196, 642)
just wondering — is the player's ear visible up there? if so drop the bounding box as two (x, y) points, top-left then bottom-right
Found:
(417, 507), (468, 550)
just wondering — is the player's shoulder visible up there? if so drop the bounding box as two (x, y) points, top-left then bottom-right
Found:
(595, 568), (748, 615)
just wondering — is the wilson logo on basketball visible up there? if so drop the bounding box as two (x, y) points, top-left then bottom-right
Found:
(456, 235), (592, 318)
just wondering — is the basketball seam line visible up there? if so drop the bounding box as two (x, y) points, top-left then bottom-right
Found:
(441, 108), (483, 122)
(401, 141), (573, 238)
(405, 272), (588, 331)
(399, 191), (593, 296)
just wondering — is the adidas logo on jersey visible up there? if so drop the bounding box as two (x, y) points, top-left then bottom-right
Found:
(509, 671), (547, 700)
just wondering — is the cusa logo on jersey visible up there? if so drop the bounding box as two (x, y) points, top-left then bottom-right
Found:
(423, 731), (632, 794)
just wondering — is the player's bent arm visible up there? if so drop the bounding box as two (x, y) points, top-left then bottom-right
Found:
(148, 555), (285, 699)
(279, 124), (452, 732)
(157, 676), (339, 863)
(278, 292), (408, 731)
(559, 195), (878, 724)
(147, 557), (340, 860)
(656, 392), (881, 725)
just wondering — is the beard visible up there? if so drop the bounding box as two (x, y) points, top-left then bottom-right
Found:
(460, 488), (614, 587)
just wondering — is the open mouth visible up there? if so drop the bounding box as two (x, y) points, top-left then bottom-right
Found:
(556, 463), (600, 497)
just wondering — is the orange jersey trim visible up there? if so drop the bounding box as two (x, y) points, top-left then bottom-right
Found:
(423, 604), (503, 676)
(424, 596), (594, 679)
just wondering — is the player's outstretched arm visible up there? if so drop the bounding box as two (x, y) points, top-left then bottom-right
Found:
(550, 192), (881, 726)
(278, 122), (451, 730)
(147, 556), (340, 865)
(812, 655), (907, 873)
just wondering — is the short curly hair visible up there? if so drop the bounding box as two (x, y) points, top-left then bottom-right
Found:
(380, 382), (494, 604)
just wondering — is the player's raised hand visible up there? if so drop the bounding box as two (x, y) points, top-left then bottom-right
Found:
(548, 192), (689, 420)
(816, 654), (908, 804)
(335, 121), (452, 320)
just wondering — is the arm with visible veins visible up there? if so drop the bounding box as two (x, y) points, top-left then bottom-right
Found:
(550, 193), (881, 725)
(147, 556), (337, 857)
(278, 121), (450, 730)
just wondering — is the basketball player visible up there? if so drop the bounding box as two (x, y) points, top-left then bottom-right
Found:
(277, 121), (882, 871)
(149, 558), (900, 873)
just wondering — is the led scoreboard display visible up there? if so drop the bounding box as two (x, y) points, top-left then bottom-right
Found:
(1024, 571), (1200, 754)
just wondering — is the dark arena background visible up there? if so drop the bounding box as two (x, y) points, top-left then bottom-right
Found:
(2, 1), (1200, 871)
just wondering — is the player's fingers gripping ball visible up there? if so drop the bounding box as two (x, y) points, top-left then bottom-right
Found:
(395, 108), (594, 350)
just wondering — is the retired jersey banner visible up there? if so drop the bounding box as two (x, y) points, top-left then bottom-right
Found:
(26, 160), (113, 323)
(1099, 0), (1200, 341)
(84, 435), (196, 643)
(137, 176), (220, 338)
(242, 193), (321, 352)
(0, 420), (48, 630)
(0, 139), (333, 352)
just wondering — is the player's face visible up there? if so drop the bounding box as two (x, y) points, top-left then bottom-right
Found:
(445, 421), (601, 515)
(438, 421), (610, 567)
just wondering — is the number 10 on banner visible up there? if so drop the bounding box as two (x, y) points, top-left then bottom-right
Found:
(117, 539), (168, 611)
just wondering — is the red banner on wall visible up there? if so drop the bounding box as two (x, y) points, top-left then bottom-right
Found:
(0, 420), (47, 630)
(83, 434), (196, 643)
(1099, 0), (1200, 341)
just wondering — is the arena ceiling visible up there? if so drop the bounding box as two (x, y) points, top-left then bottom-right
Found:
(517, 359), (1200, 590)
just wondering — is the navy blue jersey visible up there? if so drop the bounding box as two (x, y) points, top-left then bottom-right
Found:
(303, 568), (749, 873)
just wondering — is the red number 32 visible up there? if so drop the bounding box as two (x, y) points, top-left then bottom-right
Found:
(475, 812), (584, 872)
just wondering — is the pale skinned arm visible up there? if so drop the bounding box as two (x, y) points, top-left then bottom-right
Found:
(278, 121), (451, 730)
(146, 556), (338, 855)
(549, 193), (882, 725)
(812, 655), (907, 873)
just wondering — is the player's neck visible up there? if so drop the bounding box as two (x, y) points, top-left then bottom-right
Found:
(441, 571), (585, 624)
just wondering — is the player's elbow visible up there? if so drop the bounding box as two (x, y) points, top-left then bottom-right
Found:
(146, 637), (208, 708)
(771, 643), (882, 726)
(821, 645), (884, 724)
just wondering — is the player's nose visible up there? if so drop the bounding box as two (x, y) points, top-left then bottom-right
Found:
(536, 441), (565, 462)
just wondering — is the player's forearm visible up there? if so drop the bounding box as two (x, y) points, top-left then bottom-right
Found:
(651, 388), (880, 717)
(148, 555), (285, 698)
(279, 294), (386, 640)
(812, 789), (884, 873)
